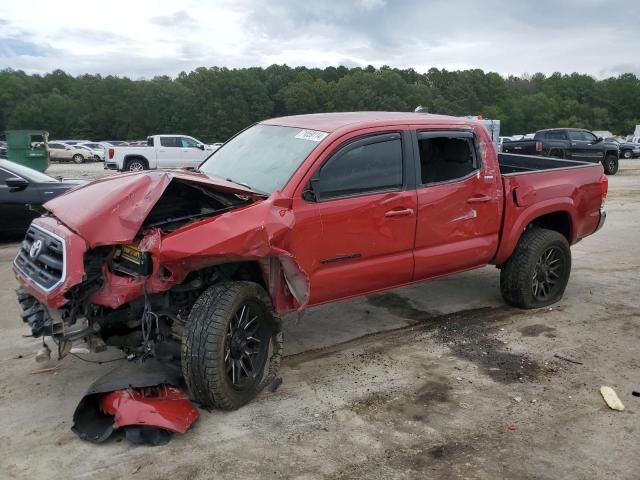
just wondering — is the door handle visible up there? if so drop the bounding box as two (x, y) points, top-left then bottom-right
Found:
(384, 208), (414, 217)
(467, 195), (491, 204)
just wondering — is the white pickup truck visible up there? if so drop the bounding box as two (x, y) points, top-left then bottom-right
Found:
(104, 134), (220, 172)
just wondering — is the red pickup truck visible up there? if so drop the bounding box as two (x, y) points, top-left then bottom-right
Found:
(14, 112), (607, 410)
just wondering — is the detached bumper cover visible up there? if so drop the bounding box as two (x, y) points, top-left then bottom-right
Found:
(72, 359), (199, 445)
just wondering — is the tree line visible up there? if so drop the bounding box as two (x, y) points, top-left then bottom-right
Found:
(1, 65), (639, 142)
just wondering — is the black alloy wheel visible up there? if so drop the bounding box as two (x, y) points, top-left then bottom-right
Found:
(532, 246), (565, 301)
(224, 301), (269, 390)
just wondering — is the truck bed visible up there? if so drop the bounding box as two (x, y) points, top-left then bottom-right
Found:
(498, 153), (592, 175)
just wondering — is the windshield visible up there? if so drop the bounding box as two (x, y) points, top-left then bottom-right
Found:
(3, 161), (57, 182)
(199, 124), (326, 194)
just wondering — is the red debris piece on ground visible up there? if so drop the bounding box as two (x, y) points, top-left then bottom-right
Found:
(100, 385), (199, 434)
(506, 423), (518, 431)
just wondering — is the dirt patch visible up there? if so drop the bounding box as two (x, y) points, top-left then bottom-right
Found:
(519, 324), (557, 337)
(366, 292), (437, 321)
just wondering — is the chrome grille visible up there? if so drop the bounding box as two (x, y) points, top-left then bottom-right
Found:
(14, 225), (65, 291)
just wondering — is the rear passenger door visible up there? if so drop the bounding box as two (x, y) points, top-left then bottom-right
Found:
(303, 131), (417, 305)
(412, 130), (501, 280)
(156, 136), (181, 168)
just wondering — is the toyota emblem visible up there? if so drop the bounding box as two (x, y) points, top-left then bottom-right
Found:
(29, 240), (43, 259)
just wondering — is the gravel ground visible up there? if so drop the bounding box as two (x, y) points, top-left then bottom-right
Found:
(0, 160), (638, 479)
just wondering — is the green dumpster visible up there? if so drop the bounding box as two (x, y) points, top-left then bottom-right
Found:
(5, 130), (50, 172)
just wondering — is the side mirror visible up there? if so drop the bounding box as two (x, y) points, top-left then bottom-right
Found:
(6, 177), (29, 191)
(66, 146), (72, 150)
(596, 137), (603, 143)
(198, 144), (205, 150)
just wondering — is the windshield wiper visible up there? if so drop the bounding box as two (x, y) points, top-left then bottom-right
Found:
(225, 178), (268, 196)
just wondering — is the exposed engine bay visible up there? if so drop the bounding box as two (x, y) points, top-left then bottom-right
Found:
(17, 178), (259, 363)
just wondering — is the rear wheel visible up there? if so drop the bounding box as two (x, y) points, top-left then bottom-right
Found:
(124, 158), (147, 172)
(72, 154), (85, 164)
(603, 154), (618, 175)
(622, 150), (632, 159)
(182, 281), (282, 410)
(500, 228), (571, 309)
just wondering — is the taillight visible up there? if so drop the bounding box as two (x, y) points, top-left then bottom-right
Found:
(108, 148), (114, 159)
(535, 141), (543, 153)
(600, 174), (608, 206)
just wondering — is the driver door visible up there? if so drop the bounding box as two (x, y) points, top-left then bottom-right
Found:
(292, 131), (417, 305)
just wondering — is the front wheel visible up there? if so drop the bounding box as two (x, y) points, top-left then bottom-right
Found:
(622, 150), (632, 159)
(603, 154), (618, 175)
(72, 154), (85, 164)
(182, 282), (283, 410)
(500, 228), (571, 309)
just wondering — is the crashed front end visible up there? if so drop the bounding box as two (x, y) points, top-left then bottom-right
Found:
(13, 170), (308, 361)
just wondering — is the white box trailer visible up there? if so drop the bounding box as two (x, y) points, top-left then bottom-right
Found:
(462, 116), (500, 152)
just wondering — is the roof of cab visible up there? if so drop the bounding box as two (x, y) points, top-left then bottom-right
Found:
(260, 112), (472, 133)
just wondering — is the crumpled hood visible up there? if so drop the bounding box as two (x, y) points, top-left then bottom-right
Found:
(43, 170), (257, 247)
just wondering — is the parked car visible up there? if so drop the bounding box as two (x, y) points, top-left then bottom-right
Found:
(14, 112), (607, 410)
(79, 142), (111, 161)
(57, 139), (91, 146)
(0, 141), (7, 158)
(105, 134), (218, 171)
(76, 144), (104, 161)
(604, 137), (640, 158)
(48, 142), (96, 164)
(0, 159), (86, 236)
(502, 128), (620, 175)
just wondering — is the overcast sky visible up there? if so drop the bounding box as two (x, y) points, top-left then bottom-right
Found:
(0, 0), (638, 79)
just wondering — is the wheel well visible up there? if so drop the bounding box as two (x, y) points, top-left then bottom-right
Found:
(549, 148), (564, 158)
(527, 211), (572, 242)
(124, 155), (148, 167)
(604, 150), (618, 158)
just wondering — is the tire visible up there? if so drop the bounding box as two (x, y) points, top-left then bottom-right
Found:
(623, 150), (632, 159)
(72, 154), (85, 164)
(124, 158), (147, 172)
(603, 154), (618, 175)
(500, 228), (571, 309)
(182, 281), (283, 410)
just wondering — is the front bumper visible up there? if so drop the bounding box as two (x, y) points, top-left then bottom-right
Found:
(595, 208), (606, 233)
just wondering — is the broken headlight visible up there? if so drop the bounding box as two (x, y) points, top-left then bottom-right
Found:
(112, 245), (153, 277)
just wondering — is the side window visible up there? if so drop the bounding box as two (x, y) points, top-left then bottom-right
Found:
(418, 136), (478, 184)
(147, 137), (154, 147)
(568, 131), (583, 141)
(49, 143), (61, 149)
(180, 137), (199, 148)
(583, 132), (597, 143)
(546, 131), (567, 140)
(316, 135), (403, 200)
(0, 168), (11, 182)
(160, 137), (179, 147)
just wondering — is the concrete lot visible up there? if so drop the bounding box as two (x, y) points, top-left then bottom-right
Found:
(1, 161), (639, 479)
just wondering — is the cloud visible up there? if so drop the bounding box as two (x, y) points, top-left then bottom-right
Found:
(0, 0), (638, 78)
(150, 11), (195, 27)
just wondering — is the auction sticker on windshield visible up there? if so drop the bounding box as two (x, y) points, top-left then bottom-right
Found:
(295, 129), (328, 142)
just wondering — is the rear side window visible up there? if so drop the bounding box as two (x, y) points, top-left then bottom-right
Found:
(147, 137), (154, 147)
(160, 137), (179, 147)
(546, 131), (567, 140)
(418, 136), (478, 184)
(316, 134), (403, 200)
